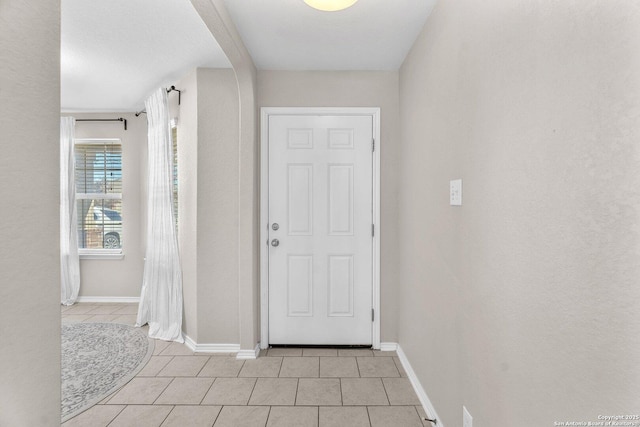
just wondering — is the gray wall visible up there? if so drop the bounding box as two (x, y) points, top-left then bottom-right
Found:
(398, 1), (640, 425)
(0, 2), (61, 426)
(70, 113), (147, 298)
(257, 70), (400, 342)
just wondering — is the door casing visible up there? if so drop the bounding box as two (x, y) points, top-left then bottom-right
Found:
(260, 107), (381, 349)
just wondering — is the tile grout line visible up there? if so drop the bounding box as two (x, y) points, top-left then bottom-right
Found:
(157, 404), (175, 426)
(194, 355), (212, 377)
(366, 405), (374, 427)
(198, 376), (218, 405)
(264, 406), (272, 427)
(97, 405), (127, 427)
(247, 377), (259, 405)
(210, 405), (222, 427)
(392, 356), (404, 377)
(151, 377), (176, 405)
(104, 404), (128, 427)
(380, 377), (391, 406)
(390, 356), (401, 377)
(276, 357), (284, 377)
(153, 356), (175, 376)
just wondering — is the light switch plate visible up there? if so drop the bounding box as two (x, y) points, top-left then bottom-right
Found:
(450, 179), (462, 206)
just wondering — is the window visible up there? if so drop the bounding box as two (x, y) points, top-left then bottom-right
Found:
(75, 139), (123, 254)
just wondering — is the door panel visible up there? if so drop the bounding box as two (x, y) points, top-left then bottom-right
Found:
(287, 255), (313, 316)
(268, 115), (373, 345)
(328, 164), (354, 235)
(287, 164), (313, 235)
(328, 255), (354, 317)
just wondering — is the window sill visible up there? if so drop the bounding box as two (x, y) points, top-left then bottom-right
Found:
(79, 250), (124, 260)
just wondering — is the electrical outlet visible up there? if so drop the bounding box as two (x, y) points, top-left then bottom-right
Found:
(450, 179), (462, 206)
(463, 406), (473, 427)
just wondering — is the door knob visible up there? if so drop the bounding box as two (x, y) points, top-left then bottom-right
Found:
(271, 239), (280, 247)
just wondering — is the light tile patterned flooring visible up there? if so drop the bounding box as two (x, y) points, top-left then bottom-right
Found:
(62, 303), (430, 427)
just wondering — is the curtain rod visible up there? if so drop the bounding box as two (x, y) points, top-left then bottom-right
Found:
(167, 85), (181, 105)
(76, 117), (127, 131)
(135, 86), (182, 117)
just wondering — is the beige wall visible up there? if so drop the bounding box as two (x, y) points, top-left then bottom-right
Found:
(398, 1), (640, 426)
(191, 0), (260, 350)
(177, 69), (199, 339)
(0, 2), (61, 426)
(177, 68), (240, 344)
(196, 68), (240, 343)
(257, 70), (400, 342)
(68, 113), (147, 298)
(66, 67), (242, 345)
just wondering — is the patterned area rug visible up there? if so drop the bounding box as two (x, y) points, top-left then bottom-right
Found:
(61, 322), (154, 422)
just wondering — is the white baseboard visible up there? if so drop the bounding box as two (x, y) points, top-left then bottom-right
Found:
(396, 344), (444, 427)
(183, 335), (241, 353)
(76, 296), (140, 303)
(182, 335), (258, 359)
(236, 343), (260, 360)
(380, 342), (398, 351)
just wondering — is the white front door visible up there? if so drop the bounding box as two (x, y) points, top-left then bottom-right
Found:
(267, 114), (374, 345)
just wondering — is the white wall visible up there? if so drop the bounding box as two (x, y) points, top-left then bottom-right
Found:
(398, 1), (640, 425)
(0, 2), (61, 426)
(68, 113), (147, 298)
(257, 70), (400, 342)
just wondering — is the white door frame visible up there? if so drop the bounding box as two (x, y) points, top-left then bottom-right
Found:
(260, 107), (381, 350)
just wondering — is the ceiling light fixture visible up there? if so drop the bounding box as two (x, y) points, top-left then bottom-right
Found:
(304, 0), (359, 12)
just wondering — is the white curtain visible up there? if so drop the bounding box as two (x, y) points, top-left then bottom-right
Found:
(60, 117), (81, 306)
(136, 88), (184, 342)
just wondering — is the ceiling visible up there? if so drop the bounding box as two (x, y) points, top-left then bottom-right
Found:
(61, 0), (435, 112)
(61, 0), (231, 112)
(223, 0), (435, 70)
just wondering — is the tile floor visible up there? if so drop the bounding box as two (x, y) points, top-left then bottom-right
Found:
(62, 303), (430, 427)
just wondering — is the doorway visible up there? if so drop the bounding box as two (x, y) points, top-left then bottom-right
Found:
(260, 107), (381, 348)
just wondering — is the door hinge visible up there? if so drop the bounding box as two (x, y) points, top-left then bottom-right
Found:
(372, 138), (375, 152)
(372, 308), (375, 322)
(372, 224), (375, 237)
